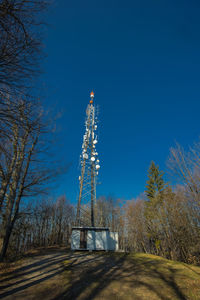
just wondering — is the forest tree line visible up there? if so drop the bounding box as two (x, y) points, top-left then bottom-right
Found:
(3, 141), (200, 265)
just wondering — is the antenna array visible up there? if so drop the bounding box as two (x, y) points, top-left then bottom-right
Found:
(76, 92), (100, 226)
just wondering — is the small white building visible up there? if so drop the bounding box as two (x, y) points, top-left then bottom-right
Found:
(71, 227), (119, 251)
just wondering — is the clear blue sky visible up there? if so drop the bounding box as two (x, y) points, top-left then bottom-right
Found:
(41, 0), (200, 203)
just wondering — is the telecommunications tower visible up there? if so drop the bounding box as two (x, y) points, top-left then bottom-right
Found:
(75, 91), (100, 227)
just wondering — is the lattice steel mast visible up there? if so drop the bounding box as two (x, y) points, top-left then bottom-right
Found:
(76, 92), (100, 226)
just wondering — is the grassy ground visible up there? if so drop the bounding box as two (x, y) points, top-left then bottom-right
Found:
(60, 252), (200, 300)
(0, 249), (200, 299)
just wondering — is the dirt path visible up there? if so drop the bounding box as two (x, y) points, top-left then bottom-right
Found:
(0, 250), (200, 300)
(0, 250), (106, 300)
(0, 249), (70, 299)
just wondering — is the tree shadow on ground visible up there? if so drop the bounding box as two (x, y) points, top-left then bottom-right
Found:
(0, 252), (94, 299)
(0, 252), (197, 300)
(54, 254), (189, 300)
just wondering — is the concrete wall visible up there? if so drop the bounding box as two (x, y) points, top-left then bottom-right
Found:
(87, 230), (108, 250)
(71, 229), (118, 251)
(71, 230), (80, 250)
(109, 232), (119, 251)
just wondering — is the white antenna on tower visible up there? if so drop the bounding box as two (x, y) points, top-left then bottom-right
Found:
(76, 91), (100, 226)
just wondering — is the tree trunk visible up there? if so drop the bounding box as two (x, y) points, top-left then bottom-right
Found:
(0, 222), (12, 260)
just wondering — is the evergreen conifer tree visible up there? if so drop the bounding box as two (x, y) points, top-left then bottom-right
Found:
(145, 161), (165, 200)
(145, 161), (166, 255)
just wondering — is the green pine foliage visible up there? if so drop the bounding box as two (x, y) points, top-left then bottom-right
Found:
(145, 161), (165, 201)
(145, 161), (166, 254)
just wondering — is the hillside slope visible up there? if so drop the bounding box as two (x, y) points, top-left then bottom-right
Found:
(0, 249), (200, 300)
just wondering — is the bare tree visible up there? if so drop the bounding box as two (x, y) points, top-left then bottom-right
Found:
(168, 142), (200, 198)
(125, 199), (148, 253)
(6, 196), (75, 257)
(0, 99), (64, 260)
(0, 0), (48, 95)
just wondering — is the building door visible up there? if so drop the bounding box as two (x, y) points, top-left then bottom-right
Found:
(80, 229), (87, 249)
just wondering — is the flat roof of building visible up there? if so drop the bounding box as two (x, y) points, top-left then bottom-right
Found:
(72, 226), (109, 231)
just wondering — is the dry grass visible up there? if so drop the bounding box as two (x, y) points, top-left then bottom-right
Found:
(60, 252), (200, 300)
(0, 250), (200, 300)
